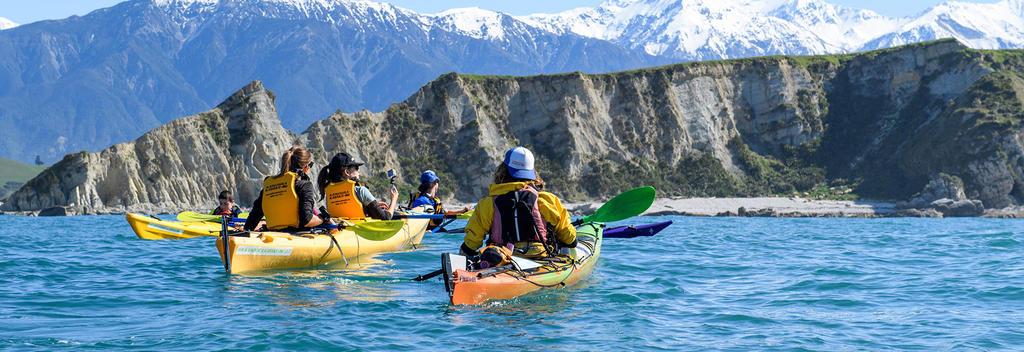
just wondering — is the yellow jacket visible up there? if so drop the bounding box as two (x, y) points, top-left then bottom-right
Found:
(463, 182), (577, 252)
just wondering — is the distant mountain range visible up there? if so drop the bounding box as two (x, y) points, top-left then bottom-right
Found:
(526, 0), (1024, 60)
(1, 0), (1022, 164)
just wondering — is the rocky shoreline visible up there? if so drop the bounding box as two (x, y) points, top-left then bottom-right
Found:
(564, 197), (1024, 219)
(4, 196), (1024, 218)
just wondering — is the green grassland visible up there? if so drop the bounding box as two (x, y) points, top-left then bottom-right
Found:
(0, 158), (47, 201)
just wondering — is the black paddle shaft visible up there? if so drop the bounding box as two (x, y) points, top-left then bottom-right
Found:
(221, 216), (230, 272)
(412, 269), (443, 281)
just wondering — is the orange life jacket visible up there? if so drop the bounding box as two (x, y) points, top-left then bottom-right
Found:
(262, 172), (300, 230)
(325, 179), (365, 220)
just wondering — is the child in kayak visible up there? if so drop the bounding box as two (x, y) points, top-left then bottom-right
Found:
(210, 190), (242, 218)
(461, 146), (577, 261)
(317, 152), (399, 220)
(244, 146), (329, 231)
(409, 170), (472, 228)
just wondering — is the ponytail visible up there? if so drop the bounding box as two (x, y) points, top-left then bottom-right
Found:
(277, 146), (311, 177)
(317, 164), (332, 200)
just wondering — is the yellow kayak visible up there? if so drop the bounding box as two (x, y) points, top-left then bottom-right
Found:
(216, 218), (431, 274)
(126, 213), (229, 240)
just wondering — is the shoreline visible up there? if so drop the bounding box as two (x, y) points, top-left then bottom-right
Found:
(563, 197), (1024, 219)
(5, 197), (1024, 218)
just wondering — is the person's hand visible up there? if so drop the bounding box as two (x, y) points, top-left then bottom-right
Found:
(461, 205), (472, 213)
(389, 185), (399, 199)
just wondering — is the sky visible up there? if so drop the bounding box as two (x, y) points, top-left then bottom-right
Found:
(0, 0), (1006, 24)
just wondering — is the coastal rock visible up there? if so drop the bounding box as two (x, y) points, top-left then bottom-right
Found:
(929, 198), (985, 217)
(886, 208), (944, 218)
(37, 206), (68, 217)
(0, 81), (296, 214)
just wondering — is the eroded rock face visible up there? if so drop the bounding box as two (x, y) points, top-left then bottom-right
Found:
(0, 81), (296, 214)
(4, 40), (1024, 213)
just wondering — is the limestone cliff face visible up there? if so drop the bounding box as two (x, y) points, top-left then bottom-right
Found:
(4, 40), (1023, 213)
(303, 56), (832, 201)
(1, 81), (296, 214)
(306, 39), (1023, 207)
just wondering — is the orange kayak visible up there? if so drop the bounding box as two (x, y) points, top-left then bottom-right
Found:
(444, 223), (603, 305)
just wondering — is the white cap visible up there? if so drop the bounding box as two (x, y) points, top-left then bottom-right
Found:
(503, 146), (536, 180)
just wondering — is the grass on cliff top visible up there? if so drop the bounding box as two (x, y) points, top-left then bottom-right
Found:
(453, 39), (1011, 83)
(0, 157), (46, 185)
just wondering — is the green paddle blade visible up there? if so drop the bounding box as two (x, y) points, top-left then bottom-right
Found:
(577, 186), (656, 224)
(347, 220), (406, 241)
(177, 211), (220, 222)
(456, 209), (474, 220)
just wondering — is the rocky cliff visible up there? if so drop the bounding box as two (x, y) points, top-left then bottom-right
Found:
(1, 82), (296, 214)
(4, 39), (1023, 214)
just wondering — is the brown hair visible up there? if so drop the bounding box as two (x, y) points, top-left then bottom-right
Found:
(278, 146), (312, 177)
(492, 163), (544, 189)
(218, 190), (233, 201)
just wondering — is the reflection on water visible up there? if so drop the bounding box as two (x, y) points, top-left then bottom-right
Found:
(224, 254), (407, 308)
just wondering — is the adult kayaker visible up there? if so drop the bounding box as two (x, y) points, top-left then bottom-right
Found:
(317, 152), (399, 220)
(409, 170), (471, 228)
(461, 146), (577, 262)
(210, 190), (242, 218)
(244, 146), (329, 231)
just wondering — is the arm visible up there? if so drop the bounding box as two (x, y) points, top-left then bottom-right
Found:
(386, 185), (399, 219)
(363, 200), (392, 220)
(297, 180), (323, 228)
(244, 191), (264, 231)
(461, 198), (492, 255)
(538, 192), (577, 248)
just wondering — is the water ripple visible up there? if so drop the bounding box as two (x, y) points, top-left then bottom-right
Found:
(2, 215), (1023, 350)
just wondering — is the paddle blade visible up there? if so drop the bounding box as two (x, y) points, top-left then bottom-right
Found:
(348, 220), (406, 241)
(177, 211), (220, 222)
(603, 221), (672, 239)
(579, 186), (656, 224)
(456, 209), (474, 220)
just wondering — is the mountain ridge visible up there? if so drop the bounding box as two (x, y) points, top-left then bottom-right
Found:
(1, 0), (1023, 165)
(5, 39), (1024, 215)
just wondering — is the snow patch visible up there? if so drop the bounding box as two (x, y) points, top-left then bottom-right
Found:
(0, 17), (19, 30)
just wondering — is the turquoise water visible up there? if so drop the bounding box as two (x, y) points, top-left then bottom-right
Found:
(1, 215), (1022, 350)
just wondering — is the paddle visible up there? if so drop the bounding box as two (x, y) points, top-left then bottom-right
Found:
(337, 220), (407, 241)
(177, 211), (250, 222)
(602, 220), (672, 239)
(392, 213), (459, 220)
(220, 216), (231, 272)
(572, 186), (656, 225)
(412, 186), (658, 281)
(435, 186), (658, 233)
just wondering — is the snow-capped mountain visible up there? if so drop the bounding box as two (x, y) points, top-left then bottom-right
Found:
(0, 17), (18, 30)
(1, 0), (1023, 163)
(862, 0), (1024, 50)
(523, 0), (1023, 60)
(0, 0), (663, 163)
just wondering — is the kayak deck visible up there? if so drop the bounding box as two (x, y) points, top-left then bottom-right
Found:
(216, 218), (430, 274)
(126, 213), (227, 240)
(447, 222), (604, 305)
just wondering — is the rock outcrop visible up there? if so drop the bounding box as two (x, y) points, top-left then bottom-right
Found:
(3, 39), (1024, 214)
(1, 82), (296, 214)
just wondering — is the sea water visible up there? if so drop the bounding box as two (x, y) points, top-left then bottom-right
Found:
(0, 215), (1021, 350)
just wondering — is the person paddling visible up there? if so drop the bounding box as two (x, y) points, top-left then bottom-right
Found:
(317, 152), (399, 220)
(409, 170), (472, 228)
(461, 146), (577, 264)
(210, 190), (242, 218)
(244, 146), (329, 231)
